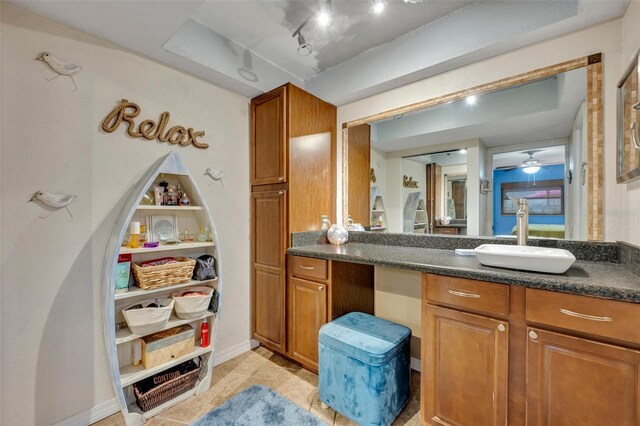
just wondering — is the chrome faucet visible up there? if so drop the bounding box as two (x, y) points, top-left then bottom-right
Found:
(516, 198), (529, 246)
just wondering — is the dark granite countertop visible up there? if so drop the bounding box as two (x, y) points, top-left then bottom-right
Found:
(287, 243), (640, 304)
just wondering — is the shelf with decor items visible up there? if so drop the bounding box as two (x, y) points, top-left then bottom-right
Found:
(369, 187), (388, 232)
(116, 313), (216, 345)
(119, 242), (215, 255)
(120, 344), (213, 387)
(114, 278), (217, 301)
(103, 152), (222, 426)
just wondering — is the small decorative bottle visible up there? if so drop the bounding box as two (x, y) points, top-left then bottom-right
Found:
(180, 192), (190, 206)
(128, 222), (141, 248)
(200, 319), (210, 347)
(321, 215), (331, 230)
(197, 228), (208, 242)
(346, 215), (354, 228)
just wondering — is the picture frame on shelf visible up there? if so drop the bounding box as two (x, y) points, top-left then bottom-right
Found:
(147, 215), (179, 242)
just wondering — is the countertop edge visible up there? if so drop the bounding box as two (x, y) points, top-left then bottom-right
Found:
(287, 246), (640, 304)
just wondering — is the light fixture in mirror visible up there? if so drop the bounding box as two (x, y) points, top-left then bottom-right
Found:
(343, 54), (603, 240)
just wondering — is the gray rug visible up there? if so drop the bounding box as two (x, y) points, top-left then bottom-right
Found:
(191, 385), (325, 426)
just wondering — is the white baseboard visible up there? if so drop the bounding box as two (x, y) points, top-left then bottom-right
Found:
(55, 398), (121, 426)
(58, 339), (258, 426)
(213, 338), (260, 366)
(410, 357), (421, 372)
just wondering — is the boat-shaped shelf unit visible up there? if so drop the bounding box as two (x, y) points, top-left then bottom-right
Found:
(102, 152), (222, 425)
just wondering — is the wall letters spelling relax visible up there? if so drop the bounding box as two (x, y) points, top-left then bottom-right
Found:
(101, 99), (209, 149)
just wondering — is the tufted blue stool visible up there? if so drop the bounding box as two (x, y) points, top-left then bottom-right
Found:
(318, 312), (411, 426)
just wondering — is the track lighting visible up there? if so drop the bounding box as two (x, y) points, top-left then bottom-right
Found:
(296, 32), (312, 56)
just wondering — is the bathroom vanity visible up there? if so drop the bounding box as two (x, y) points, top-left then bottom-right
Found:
(287, 232), (640, 426)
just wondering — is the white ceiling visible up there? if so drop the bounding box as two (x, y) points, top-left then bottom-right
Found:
(371, 67), (586, 152)
(12, 0), (628, 105)
(493, 145), (567, 169)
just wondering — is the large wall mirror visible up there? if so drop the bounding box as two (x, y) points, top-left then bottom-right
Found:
(343, 54), (604, 241)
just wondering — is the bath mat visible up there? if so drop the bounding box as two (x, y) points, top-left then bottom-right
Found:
(191, 384), (324, 426)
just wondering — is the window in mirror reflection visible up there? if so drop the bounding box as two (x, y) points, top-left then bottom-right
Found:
(492, 146), (567, 239)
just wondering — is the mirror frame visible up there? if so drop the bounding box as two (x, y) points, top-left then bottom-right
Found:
(342, 53), (604, 241)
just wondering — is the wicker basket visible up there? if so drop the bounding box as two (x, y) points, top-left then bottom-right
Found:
(133, 358), (202, 412)
(132, 257), (196, 290)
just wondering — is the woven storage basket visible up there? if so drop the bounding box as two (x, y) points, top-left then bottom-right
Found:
(133, 358), (202, 412)
(132, 257), (196, 290)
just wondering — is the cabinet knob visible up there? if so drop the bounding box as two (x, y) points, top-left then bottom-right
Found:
(497, 324), (506, 332)
(529, 330), (538, 340)
(279, 191), (284, 195)
(278, 177), (284, 181)
(318, 285), (324, 291)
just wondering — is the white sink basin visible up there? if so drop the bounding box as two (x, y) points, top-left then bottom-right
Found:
(474, 244), (576, 274)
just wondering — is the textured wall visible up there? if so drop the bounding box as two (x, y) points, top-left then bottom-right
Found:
(0, 3), (250, 424)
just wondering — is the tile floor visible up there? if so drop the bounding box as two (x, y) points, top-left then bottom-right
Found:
(95, 346), (421, 425)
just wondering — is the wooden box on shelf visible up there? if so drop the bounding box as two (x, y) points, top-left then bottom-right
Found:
(141, 324), (195, 369)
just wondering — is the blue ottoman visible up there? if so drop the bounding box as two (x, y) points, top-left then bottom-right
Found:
(318, 312), (411, 426)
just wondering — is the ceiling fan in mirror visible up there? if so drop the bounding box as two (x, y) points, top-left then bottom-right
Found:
(495, 150), (544, 174)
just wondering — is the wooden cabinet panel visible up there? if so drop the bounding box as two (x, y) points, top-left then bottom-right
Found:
(251, 86), (287, 185)
(288, 277), (327, 371)
(289, 132), (332, 233)
(345, 124), (370, 225)
(422, 305), (509, 426)
(433, 227), (458, 235)
(253, 267), (286, 351)
(252, 190), (287, 352)
(252, 190), (287, 268)
(526, 288), (640, 344)
(526, 327), (640, 426)
(426, 274), (510, 317)
(290, 256), (328, 281)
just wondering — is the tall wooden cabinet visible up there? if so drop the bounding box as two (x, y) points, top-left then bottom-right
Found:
(250, 83), (336, 355)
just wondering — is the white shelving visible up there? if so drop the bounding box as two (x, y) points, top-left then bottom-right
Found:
(136, 205), (203, 211)
(115, 278), (217, 301)
(127, 388), (196, 419)
(120, 242), (214, 255)
(102, 152), (221, 425)
(116, 313), (215, 345)
(120, 345), (213, 387)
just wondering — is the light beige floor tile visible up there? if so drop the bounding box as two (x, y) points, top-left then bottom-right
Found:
(333, 412), (359, 426)
(309, 390), (336, 425)
(93, 413), (125, 426)
(146, 416), (189, 425)
(92, 347), (422, 425)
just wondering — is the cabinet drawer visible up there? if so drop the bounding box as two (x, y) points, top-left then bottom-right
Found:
(526, 288), (640, 344)
(425, 274), (509, 316)
(290, 256), (328, 281)
(434, 227), (458, 235)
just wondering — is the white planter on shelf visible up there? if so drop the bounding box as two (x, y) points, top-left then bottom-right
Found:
(122, 299), (174, 336)
(172, 286), (214, 320)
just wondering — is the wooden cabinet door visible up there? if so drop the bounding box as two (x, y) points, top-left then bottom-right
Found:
(526, 327), (640, 426)
(288, 276), (327, 371)
(345, 123), (370, 225)
(251, 86), (287, 185)
(251, 190), (287, 352)
(422, 305), (509, 426)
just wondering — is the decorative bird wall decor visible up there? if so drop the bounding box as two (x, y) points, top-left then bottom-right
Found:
(37, 52), (81, 91)
(30, 190), (77, 218)
(204, 168), (225, 187)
